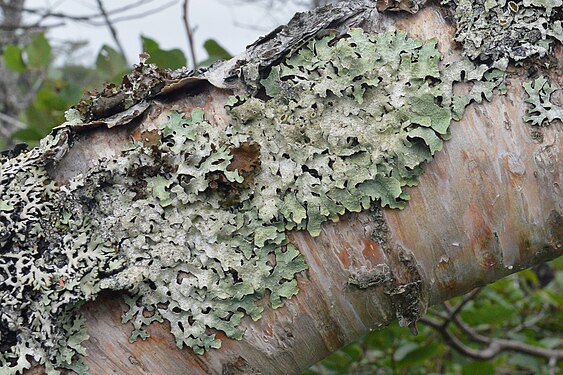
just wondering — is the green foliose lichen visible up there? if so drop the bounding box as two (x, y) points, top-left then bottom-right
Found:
(523, 76), (563, 126)
(228, 29), (504, 229)
(1, 29), (507, 374)
(443, 0), (562, 61)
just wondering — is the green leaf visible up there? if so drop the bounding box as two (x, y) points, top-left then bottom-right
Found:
(393, 342), (420, 361)
(34, 87), (67, 111)
(341, 343), (363, 362)
(11, 127), (43, 143)
(199, 39), (232, 67)
(3, 45), (26, 72)
(203, 39), (231, 60)
(26, 33), (51, 68)
(96, 45), (128, 81)
(396, 342), (441, 368)
(460, 300), (517, 325)
(141, 36), (186, 70)
(462, 361), (495, 375)
(508, 353), (540, 372)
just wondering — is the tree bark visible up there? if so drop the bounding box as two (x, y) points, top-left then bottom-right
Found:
(13, 2), (563, 375)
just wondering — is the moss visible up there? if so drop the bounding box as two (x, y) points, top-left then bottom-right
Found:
(442, 0), (562, 61)
(0, 29), (509, 374)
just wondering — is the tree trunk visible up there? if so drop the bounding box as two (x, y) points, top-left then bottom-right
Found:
(5, 2), (561, 375)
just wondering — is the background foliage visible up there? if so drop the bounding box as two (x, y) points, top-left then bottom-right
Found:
(1, 32), (231, 150)
(306, 258), (562, 375)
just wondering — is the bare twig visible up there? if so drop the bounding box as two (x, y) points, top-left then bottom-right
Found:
(0, 22), (64, 30)
(182, 0), (197, 70)
(442, 287), (482, 322)
(98, 1), (176, 25)
(1, 0), (160, 23)
(0, 0), (176, 28)
(0, 112), (27, 130)
(95, 0), (128, 65)
(421, 316), (563, 361)
(422, 287), (562, 365)
(549, 357), (557, 375)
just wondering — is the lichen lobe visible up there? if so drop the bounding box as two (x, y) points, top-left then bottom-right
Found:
(523, 76), (563, 126)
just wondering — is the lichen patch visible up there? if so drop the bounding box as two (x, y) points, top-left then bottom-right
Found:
(0, 29), (508, 374)
(523, 76), (563, 126)
(442, 0), (562, 61)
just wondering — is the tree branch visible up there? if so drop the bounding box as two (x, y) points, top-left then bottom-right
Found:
(95, 0), (128, 65)
(442, 287), (482, 323)
(182, 0), (197, 70)
(422, 287), (563, 364)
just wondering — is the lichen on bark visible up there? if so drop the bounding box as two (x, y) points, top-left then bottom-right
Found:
(442, 0), (562, 61)
(523, 76), (563, 126)
(1, 26), (509, 374)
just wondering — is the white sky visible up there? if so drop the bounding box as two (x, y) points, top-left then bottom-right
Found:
(25, 0), (308, 65)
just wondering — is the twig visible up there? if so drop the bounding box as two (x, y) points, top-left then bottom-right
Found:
(0, 22), (64, 30)
(182, 0), (197, 70)
(421, 316), (563, 361)
(98, 1), (177, 25)
(2, 0), (160, 23)
(3, 1), (176, 30)
(549, 357), (557, 375)
(0, 112), (27, 130)
(442, 287), (482, 322)
(421, 316), (493, 360)
(422, 286), (563, 366)
(95, 0), (129, 65)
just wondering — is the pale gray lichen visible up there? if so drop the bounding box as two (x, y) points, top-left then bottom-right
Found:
(0, 29), (507, 374)
(228, 29), (505, 227)
(442, 0), (562, 61)
(523, 76), (563, 126)
(0, 130), (108, 374)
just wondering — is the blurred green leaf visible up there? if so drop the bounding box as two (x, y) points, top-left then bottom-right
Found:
(320, 351), (352, 372)
(141, 36), (186, 70)
(3, 45), (26, 72)
(341, 343), (363, 362)
(461, 361), (494, 375)
(34, 87), (67, 111)
(364, 330), (392, 350)
(508, 353), (541, 372)
(11, 127), (42, 143)
(96, 45), (129, 81)
(396, 342), (441, 368)
(460, 300), (517, 326)
(26, 33), (51, 68)
(199, 39), (232, 67)
(393, 342), (419, 362)
(539, 337), (562, 349)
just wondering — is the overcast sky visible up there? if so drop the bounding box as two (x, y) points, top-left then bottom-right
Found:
(25, 0), (307, 65)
